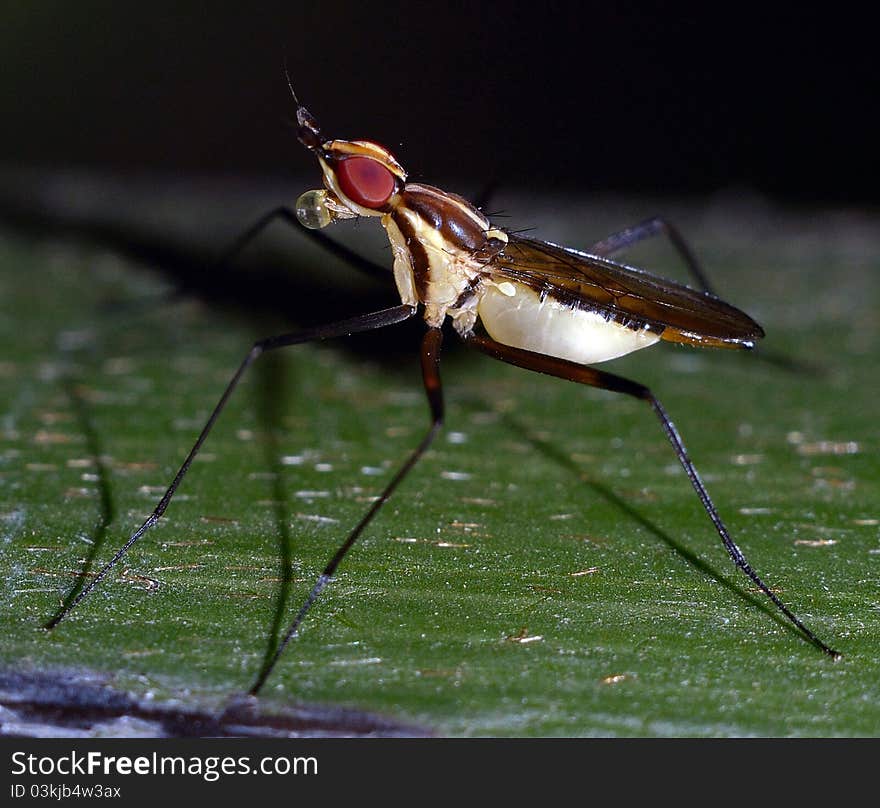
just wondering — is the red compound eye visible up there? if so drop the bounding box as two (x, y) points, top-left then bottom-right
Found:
(336, 156), (396, 208)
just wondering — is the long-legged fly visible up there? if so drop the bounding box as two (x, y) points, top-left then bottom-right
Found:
(47, 88), (840, 695)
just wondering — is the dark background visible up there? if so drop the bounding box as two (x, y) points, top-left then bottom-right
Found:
(0, 2), (875, 205)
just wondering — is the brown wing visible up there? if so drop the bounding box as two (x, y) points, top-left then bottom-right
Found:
(488, 236), (764, 349)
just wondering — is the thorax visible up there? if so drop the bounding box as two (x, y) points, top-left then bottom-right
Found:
(382, 183), (505, 329)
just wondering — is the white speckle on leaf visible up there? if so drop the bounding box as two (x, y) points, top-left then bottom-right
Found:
(731, 453), (763, 465)
(329, 657), (382, 667)
(797, 440), (860, 456)
(296, 513), (339, 525)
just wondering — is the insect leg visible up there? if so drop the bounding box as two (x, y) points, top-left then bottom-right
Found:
(249, 326), (444, 694)
(463, 330), (839, 658)
(588, 220), (822, 375)
(45, 303), (417, 630)
(219, 205), (389, 281)
(588, 217), (715, 295)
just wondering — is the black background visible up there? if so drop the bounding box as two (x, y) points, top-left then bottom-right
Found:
(0, 2), (875, 205)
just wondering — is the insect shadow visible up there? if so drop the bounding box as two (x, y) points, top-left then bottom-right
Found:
(250, 350), (299, 688)
(489, 400), (804, 640)
(44, 310), (312, 685)
(44, 374), (118, 628)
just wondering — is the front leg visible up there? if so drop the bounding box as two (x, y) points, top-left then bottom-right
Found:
(219, 205), (390, 281)
(45, 304), (417, 631)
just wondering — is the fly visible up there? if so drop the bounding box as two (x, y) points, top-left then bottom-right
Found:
(46, 87), (840, 694)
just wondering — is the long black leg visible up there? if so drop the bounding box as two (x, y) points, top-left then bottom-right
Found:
(588, 216), (715, 295)
(463, 330), (839, 658)
(45, 303), (417, 630)
(96, 207), (393, 330)
(249, 326), (445, 694)
(219, 205), (390, 281)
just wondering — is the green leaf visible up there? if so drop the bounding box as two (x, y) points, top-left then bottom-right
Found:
(1, 189), (877, 736)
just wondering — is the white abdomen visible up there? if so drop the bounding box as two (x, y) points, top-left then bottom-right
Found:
(477, 282), (661, 365)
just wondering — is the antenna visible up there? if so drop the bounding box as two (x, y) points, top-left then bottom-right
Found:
(283, 58), (300, 107)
